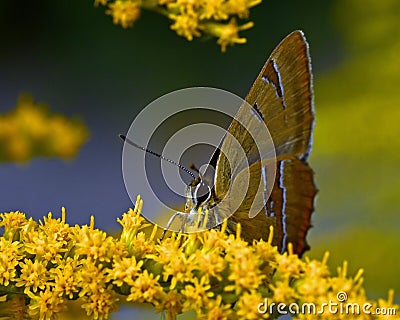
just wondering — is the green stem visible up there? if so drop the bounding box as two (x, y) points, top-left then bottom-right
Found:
(167, 311), (177, 320)
(141, 0), (171, 17)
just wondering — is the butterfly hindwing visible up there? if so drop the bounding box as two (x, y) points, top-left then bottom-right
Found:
(226, 156), (316, 255)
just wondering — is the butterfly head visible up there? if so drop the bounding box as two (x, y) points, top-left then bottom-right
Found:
(181, 174), (223, 231)
(185, 176), (213, 212)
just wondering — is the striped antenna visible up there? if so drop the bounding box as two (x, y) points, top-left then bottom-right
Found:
(119, 134), (196, 180)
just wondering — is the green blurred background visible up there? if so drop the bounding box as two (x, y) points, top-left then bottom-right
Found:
(1, 0), (399, 318)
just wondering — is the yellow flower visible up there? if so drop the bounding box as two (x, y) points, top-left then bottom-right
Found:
(149, 234), (182, 265)
(50, 257), (80, 299)
(225, 0), (261, 18)
(167, 0), (200, 13)
(198, 224), (227, 252)
(129, 231), (157, 258)
(199, 0), (228, 20)
(126, 269), (164, 304)
(118, 195), (153, 251)
(236, 290), (267, 319)
(95, 0), (261, 51)
(0, 211), (28, 239)
(198, 294), (233, 320)
(0, 239), (22, 286)
(77, 259), (107, 297)
(81, 287), (119, 320)
(253, 239), (278, 279)
(305, 252), (331, 278)
(0, 258), (18, 287)
(23, 230), (67, 263)
(181, 276), (213, 313)
(107, 256), (144, 287)
(0, 198), (398, 319)
(270, 280), (298, 304)
(377, 290), (398, 320)
(295, 253), (331, 299)
(224, 235), (265, 295)
(106, 0), (141, 28)
(169, 10), (202, 41)
(74, 225), (127, 263)
(149, 234), (196, 290)
(48, 115), (89, 159)
(202, 18), (254, 52)
(164, 252), (195, 290)
(194, 248), (225, 281)
(14, 95), (48, 141)
(155, 289), (184, 317)
(27, 286), (66, 320)
(16, 259), (48, 294)
(330, 261), (363, 293)
(274, 244), (306, 280)
(0, 93), (89, 163)
(5, 135), (31, 162)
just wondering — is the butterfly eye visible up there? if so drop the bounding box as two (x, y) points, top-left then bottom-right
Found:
(184, 199), (191, 211)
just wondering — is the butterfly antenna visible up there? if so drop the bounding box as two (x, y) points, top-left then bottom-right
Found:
(119, 134), (196, 180)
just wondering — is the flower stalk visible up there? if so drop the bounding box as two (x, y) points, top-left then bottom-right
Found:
(96, 0), (262, 52)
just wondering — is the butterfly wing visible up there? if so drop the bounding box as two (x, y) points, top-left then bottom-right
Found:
(225, 155), (316, 254)
(246, 31), (314, 160)
(214, 30), (316, 255)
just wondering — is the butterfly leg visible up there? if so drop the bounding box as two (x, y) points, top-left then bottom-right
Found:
(160, 212), (180, 240)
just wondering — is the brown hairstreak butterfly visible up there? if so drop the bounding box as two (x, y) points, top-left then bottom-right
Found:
(121, 30), (316, 255)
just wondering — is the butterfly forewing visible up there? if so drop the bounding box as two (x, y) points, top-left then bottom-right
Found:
(214, 30), (316, 255)
(245, 30), (314, 160)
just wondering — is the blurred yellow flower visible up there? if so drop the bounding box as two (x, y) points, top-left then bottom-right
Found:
(95, 0), (261, 51)
(169, 10), (202, 41)
(0, 94), (89, 163)
(0, 196), (398, 319)
(106, 0), (141, 28)
(214, 18), (254, 52)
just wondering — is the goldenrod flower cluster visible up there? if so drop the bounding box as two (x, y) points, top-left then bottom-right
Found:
(0, 94), (89, 163)
(95, 0), (261, 52)
(0, 196), (398, 319)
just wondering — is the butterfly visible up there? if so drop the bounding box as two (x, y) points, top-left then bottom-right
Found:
(121, 30), (316, 256)
(176, 30), (316, 255)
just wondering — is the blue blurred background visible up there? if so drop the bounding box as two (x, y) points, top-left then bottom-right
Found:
(1, 0), (399, 318)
